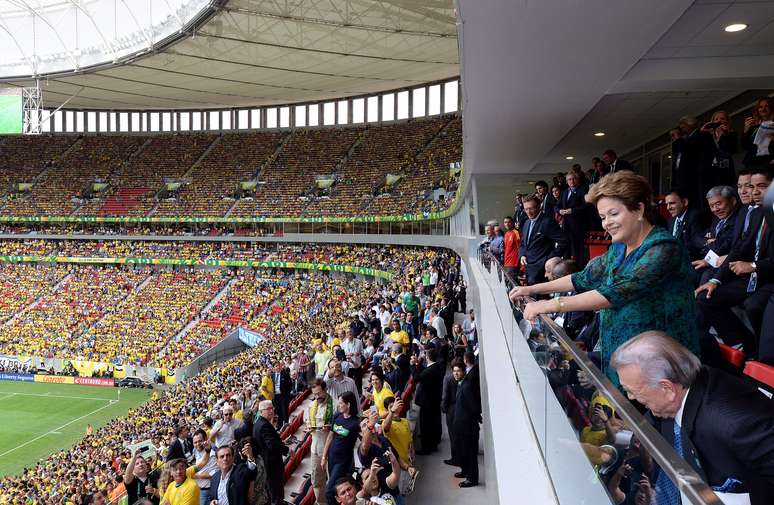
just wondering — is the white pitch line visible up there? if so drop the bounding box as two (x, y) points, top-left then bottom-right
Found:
(0, 391), (114, 402)
(0, 393), (16, 401)
(0, 399), (118, 458)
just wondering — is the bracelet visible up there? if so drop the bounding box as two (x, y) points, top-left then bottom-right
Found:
(555, 296), (563, 313)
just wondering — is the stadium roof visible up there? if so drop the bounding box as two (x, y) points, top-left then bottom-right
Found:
(1, 0), (459, 110)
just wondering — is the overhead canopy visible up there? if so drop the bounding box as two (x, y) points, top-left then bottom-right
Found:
(2, 0), (459, 110)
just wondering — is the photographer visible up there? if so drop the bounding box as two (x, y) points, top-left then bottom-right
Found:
(743, 97), (774, 169)
(124, 449), (161, 505)
(203, 440), (258, 505)
(699, 111), (738, 191)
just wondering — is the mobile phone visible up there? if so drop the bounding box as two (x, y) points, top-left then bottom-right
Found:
(369, 405), (377, 415)
(706, 121), (721, 129)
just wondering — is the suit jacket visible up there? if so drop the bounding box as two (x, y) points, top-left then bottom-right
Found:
(465, 363), (481, 415)
(696, 207), (740, 258)
(451, 375), (482, 437)
(166, 436), (193, 462)
(606, 159), (633, 173)
(667, 208), (703, 260)
(656, 367), (774, 505)
(252, 417), (288, 478)
(539, 193), (556, 218)
(716, 207), (774, 285)
(518, 213), (568, 281)
(273, 368), (293, 396)
(411, 361), (445, 410)
(205, 461), (259, 505)
(733, 204), (756, 242)
(556, 186), (588, 235)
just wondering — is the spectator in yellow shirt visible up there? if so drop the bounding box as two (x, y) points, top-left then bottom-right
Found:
(387, 319), (410, 348)
(367, 369), (395, 417)
(161, 459), (199, 505)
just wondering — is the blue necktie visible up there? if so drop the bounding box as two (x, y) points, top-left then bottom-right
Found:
(673, 217), (683, 237)
(526, 220), (534, 245)
(743, 205), (755, 235)
(655, 421), (683, 505)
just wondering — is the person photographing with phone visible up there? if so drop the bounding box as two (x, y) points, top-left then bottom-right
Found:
(124, 448), (161, 505)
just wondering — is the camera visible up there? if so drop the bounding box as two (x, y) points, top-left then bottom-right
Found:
(705, 121), (721, 129)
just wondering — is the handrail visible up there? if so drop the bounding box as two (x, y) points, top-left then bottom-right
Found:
(476, 248), (722, 505)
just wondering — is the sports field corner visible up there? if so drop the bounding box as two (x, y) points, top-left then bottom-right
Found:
(0, 381), (151, 477)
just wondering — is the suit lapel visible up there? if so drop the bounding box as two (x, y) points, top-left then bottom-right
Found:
(679, 367), (709, 481)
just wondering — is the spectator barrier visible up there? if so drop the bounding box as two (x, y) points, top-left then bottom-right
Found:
(477, 249), (723, 505)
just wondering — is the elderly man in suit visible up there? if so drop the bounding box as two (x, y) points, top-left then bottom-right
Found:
(205, 442), (258, 505)
(252, 400), (289, 505)
(519, 195), (568, 285)
(556, 171), (589, 267)
(691, 185), (740, 285)
(611, 331), (774, 505)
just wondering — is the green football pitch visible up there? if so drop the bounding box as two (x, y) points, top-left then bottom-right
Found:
(0, 381), (152, 477)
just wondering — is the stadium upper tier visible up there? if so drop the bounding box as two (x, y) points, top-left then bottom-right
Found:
(0, 115), (461, 220)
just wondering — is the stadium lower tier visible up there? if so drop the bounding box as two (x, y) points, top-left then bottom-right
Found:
(0, 243), (445, 369)
(0, 244), (463, 505)
(0, 115), (461, 220)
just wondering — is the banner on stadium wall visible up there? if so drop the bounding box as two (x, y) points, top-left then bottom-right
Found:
(0, 372), (34, 382)
(0, 354), (32, 369)
(74, 377), (115, 387)
(34, 374), (75, 384)
(0, 255), (395, 280)
(237, 327), (264, 348)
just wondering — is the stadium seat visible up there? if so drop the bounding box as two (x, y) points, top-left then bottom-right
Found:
(743, 361), (774, 391)
(718, 343), (746, 369)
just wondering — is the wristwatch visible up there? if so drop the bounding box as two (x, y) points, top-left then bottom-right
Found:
(752, 262), (757, 272)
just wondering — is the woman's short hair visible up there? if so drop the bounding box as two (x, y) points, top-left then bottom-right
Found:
(586, 171), (653, 218)
(338, 391), (359, 415)
(610, 331), (701, 388)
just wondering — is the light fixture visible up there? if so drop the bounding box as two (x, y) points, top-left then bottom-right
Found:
(565, 156), (574, 160)
(594, 132), (605, 137)
(724, 23), (748, 33)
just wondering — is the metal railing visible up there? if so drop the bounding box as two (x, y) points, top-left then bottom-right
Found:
(476, 248), (722, 505)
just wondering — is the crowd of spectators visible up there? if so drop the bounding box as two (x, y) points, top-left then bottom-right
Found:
(0, 246), (484, 505)
(0, 116), (461, 222)
(496, 98), (774, 504)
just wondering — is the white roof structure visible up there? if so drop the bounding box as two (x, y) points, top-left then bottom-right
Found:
(0, 0), (459, 109)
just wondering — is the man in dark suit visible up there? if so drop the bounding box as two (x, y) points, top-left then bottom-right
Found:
(451, 360), (482, 488)
(612, 331), (774, 505)
(692, 185), (740, 285)
(272, 362), (293, 426)
(252, 400), (289, 505)
(166, 425), (194, 463)
(665, 188), (704, 260)
(519, 195), (568, 285)
(534, 180), (555, 218)
(556, 171), (588, 267)
(411, 347), (446, 455)
(696, 168), (774, 358)
(205, 442), (259, 505)
(601, 149), (633, 174)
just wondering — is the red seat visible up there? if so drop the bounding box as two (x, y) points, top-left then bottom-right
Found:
(744, 361), (774, 390)
(718, 343), (746, 368)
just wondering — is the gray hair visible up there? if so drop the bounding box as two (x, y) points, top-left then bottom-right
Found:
(678, 115), (699, 129)
(705, 185), (737, 201)
(258, 400), (273, 411)
(610, 331), (701, 388)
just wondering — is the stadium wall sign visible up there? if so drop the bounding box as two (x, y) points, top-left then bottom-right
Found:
(0, 255), (395, 280)
(0, 372), (34, 382)
(34, 374), (75, 384)
(74, 377), (115, 387)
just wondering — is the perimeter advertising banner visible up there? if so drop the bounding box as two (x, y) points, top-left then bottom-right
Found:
(0, 255), (394, 280)
(0, 372), (34, 382)
(74, 377), (115, 387)
(34, 374), (75, 384)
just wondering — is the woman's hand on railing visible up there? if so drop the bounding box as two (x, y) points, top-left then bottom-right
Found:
(523, 300), (552, 322)
(508, 285), (533, 302)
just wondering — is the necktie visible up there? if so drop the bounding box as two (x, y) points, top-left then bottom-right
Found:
(743, 205), (755, 235)
(748, 221), (768, 293)
(526, 220), (534, 245)
(673, 217), (683, 237)
(714, 218), (726, 237)
(655, 420), (683, 505)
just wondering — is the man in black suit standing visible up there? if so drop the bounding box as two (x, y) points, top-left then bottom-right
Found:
(252, 400), (289, 505)
(451, 360), (482, 488)
(205, 441), (258, 505)
(665, 188), (704, 260)
(602, 149), (633, 174)
(411, 347), (446, 455)
(272, 362), (293, 426)
(612, 331), (774, 505)
(534, 180), (555, 217)
(556, 171), (589, 267)
(519, 195), (568, 285)
(166, 425), (194, 463)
